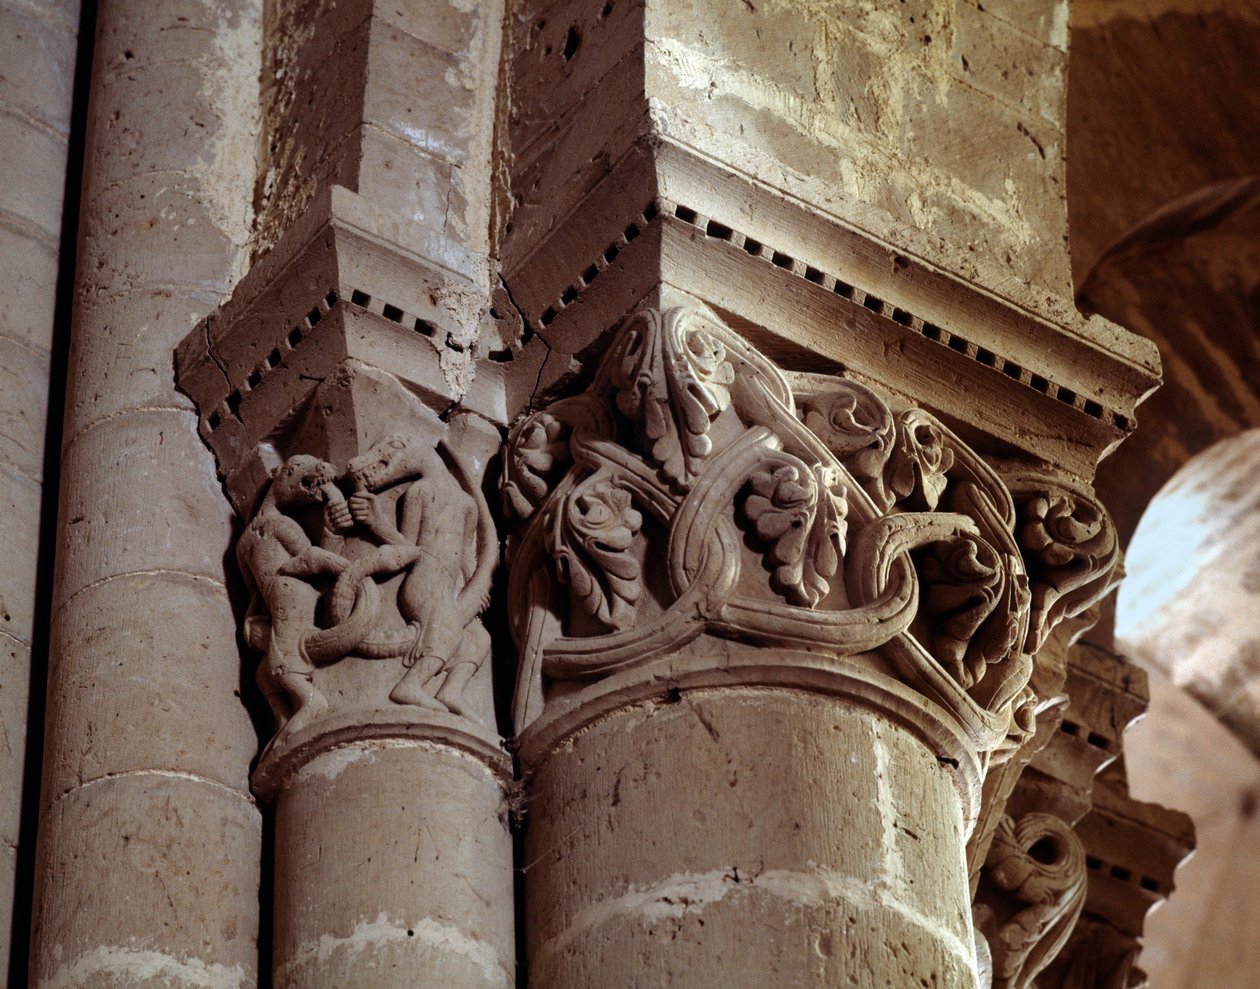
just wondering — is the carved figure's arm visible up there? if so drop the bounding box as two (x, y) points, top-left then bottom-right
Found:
(279, 545), (349, 578)
(461, 500), (479, 586)
(349, 491), (408, 546)
(270, 518), (348, 577)
(235, 532), (266, 617)
(396, 483), (428, 546)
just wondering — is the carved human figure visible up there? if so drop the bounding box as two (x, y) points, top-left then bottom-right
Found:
(332, 435), (491, 716)
(237, 455), (350, 735)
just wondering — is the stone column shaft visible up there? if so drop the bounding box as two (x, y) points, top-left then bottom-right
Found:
(523, 679), (979, 988)
(31, 2), (265, 985)
(0, 0), (79, 975)
(272, 742), (514, 988)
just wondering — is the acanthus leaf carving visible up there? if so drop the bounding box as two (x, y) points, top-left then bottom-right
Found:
(741, 455), (845, 608)
(1003, 473), (1120, 653)
(887, 410), (956, 510)
(919, 532), (1029, 692)
(502, 392), (618, 524)
(798, 382), (894, 510)
(546, 475), (645, 631)
(502, 410), (573, 521)
(609, 308), (736, 490)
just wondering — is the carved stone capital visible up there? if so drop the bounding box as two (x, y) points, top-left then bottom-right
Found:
(502, 304), (1122, 792)
(973, 812), (1088, 989)
(1002, 472), (1121, 655)
(173, 189), (519, 798)
(231, 371), (507, 798)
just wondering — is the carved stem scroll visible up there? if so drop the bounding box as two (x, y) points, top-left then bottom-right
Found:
(502, 305), (1121, 749)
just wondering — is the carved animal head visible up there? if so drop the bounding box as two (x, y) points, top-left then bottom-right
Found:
(348, 434), (441, 491)
(271, 454), (338, 507)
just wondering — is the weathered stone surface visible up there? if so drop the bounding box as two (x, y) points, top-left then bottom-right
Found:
(0, 112), (68, 240)
(0, 462), (42, 640)
(273, 743), (513, 989)
(644, 0), (1072, 300)
(255, 0), (503, 266)
(0, 1), (76, 134)
(525, 688), (976, 988)
(31, 3), (265, 986)
(55, 410), (234, 602)
(0, 635), (29, 848)
(0, 842), (15, 984)
(42, 573), (257, 805)
(15, 0), (1229, 985)
(0, 1), (78, 976)
(358, 127), (456, 231)
(32, 775), (261, 989)
(0, 334), (51, 483)
(0, 222), (60, 353)
(61, 287), (208, 429)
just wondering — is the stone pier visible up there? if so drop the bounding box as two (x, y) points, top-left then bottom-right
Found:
(9, 1), (1224, 986)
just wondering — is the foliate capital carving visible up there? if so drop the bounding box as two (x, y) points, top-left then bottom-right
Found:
(1003, 474), (1120, 654)
(503, 305), (1120, 753)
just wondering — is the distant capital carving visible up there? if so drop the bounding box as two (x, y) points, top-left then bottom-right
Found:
(503, 305), (1119, 749)
(974, 813), (1088, 989)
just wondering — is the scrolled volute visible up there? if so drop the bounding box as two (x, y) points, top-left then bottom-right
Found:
(1002, 472), (1120, 652)
(974, 813), (1088, 989)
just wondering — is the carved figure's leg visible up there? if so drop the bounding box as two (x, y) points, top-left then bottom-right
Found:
(255, 652), (293, 730)
(434, 623), (491, 718)
(257, 645), (330, 734)
(265, 614), (329, 734)
(389, 652), (447, 710)
(434, 662), (477, 717)
(273, 667), (328, 735)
